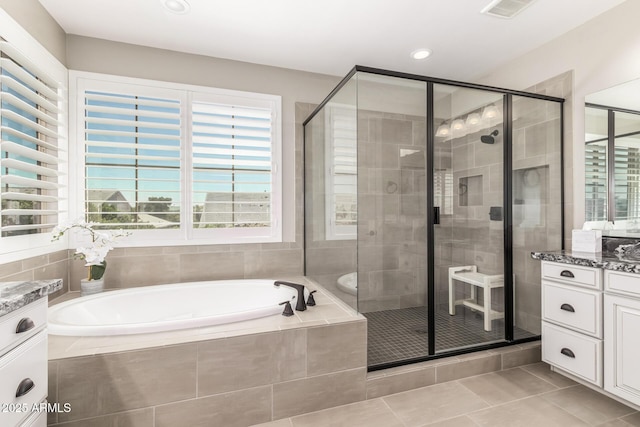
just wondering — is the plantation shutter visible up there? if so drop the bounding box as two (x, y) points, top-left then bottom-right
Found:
(434, 169), (453, 215)
(585, 143), (607, 222)
(0, 39), (63, 237)
(615, 146), (640, 220)
(326, 106), (357, 239)
(192, 100), (274, 230)
(82, 87), (182, 229)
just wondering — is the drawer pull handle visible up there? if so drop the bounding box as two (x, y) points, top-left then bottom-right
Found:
(560, 348), (576, 358)
(560, 303), (575, 313)
(15, 378), (34, 398)
(15, 317), (35, 334)
(560, 270), (575, 278)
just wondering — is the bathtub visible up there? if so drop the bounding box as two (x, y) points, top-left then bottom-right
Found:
(337, 272), (357, 296)
(48, 279), (302, 336)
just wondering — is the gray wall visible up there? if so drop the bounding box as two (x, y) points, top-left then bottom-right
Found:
(0, 5), (341, 292)
(64, 37), (340, 290)
(0, 0), (66, 64)
(474, 0), (640, 247)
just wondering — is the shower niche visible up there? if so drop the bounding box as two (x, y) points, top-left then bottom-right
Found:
(304, 67), (564, 370)
(458, 175), (483, 207)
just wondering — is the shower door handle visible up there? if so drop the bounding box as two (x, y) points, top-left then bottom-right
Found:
(433, 207), (440, 225)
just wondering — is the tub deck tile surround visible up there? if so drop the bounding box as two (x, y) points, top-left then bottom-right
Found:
(47, 277), (545, 426)
(47, 276), (357, 359)
(0, 278), (62, 316)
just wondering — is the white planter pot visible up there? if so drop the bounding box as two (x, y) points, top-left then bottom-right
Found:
(81, 278), (105, 296)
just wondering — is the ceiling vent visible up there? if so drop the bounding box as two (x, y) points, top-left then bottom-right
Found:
(481, 0), (536, 19)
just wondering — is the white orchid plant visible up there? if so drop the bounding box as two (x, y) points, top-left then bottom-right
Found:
(52, 219), (130, 281)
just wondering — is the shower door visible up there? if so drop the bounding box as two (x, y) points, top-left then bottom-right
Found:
(431, 84), (507, 352)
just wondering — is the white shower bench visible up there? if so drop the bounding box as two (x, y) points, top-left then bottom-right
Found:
(448, 265), (510, 332)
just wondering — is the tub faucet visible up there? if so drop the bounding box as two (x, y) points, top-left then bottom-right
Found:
(274, 281), (306, 311)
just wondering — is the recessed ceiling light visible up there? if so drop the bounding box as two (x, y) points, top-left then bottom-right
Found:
(411, 49), (432, 60)
(161, 0), (190, 14)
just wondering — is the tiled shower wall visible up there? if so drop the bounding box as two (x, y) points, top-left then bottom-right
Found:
(512, 71), (572, 334)
(303, 104), (358, 308)
(356, 111), (428, 312)
(432, 75), (568, 335)
(434, 117), (506, 309)
(304, 107), (428, 313)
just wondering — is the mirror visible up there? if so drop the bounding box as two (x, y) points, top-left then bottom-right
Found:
(585, 79), (640, 237)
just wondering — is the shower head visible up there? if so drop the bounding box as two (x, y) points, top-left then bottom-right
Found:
(480, 129), (499, 144)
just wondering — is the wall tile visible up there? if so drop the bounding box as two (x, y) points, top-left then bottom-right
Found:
(436, 354), (501, 383)
(56, 343), (197, 422)
(501, 344), (541, 369)
(366, 366), (436, 399)
(198, 329), (306, 396)
(155, 386), (272, 427)
(307, 321), (367, 376)
(101, 254), (181, 289)
(0, 260), (22, 279)
(179, 252), (245, 282)
(244, 249), (303, 278)
(21, 254), (49, 270)
(272, 368), (366, 420)
(305, 247), (356, 274)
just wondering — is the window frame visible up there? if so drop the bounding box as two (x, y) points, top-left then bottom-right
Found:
(324, 104), (357, 241)
(69, 71), (282, 247)
(0, 8), (68, 263)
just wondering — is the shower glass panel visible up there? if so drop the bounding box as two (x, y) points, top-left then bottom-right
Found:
(433, 84), (506, 352)
(303, 67), (564, 371)
(512, 95), (563, 338)
(355, 73), (427, 366)
(304, 75), (358, 310)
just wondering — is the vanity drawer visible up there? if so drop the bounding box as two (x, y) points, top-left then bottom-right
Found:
(21, 409), (46, 427)
(0, 298), (47, 357)
(542, 321), (602, 386)
(542, 281), (602, 338)
(0, 330), (48, 427)
(605, 270), (640, 298)
(542, 262), (602, 290)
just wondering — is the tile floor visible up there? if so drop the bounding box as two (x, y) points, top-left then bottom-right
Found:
(365, 306), (536, 367)
(253, 362), (640, 427)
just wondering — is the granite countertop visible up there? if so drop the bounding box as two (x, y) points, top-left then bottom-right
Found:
(531, 251), (640, 274)
(0, 279), (63, 317)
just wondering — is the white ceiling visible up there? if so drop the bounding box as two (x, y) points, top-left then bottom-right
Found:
(39, 0), (626, 80)
(587, 78), (640, 112)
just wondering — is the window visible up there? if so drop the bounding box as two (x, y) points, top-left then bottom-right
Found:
(72, 73), (282, 244)
(0, 9), (67, 259)
(585, 142), (607, 221)
(325, 106), (357, 240)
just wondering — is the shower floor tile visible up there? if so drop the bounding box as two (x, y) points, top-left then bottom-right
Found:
(364, 305), (536, 368)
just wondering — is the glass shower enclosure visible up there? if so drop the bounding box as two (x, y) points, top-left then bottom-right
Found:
(304, 67), (563, 370)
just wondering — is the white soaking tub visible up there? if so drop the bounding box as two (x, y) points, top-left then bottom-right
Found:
(48, 279), (302, 336)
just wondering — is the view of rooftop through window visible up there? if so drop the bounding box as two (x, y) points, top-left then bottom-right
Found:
(82, 84), (276, 233)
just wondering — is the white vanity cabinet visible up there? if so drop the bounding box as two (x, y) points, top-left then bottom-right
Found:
(541, 261), (604, 386)
(0, 298), (48, 427)
(604, 270), (640, 407)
